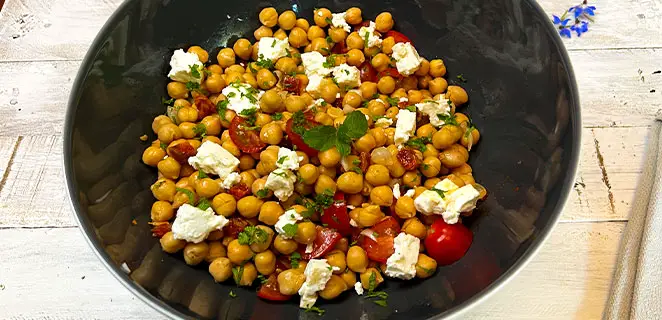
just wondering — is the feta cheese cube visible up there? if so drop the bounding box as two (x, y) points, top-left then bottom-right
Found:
(221, 82), (264, 115)
(394, 109), (417, 145)
(434, 178), (459, 193)
(221, 171), (241, 190)
(305, 74), (325, 96)
(167, 49), (204, 84)
(257, 37), (291, 61)
(413, 189), (446, 215)
(354, 282), (364, 295)
(385, 233), (420, 280)
(332, 64), (361, 88)
(264, 168), (296, 201)
(276, 147), (302, 171)
(415, 98), (452, 127)
(445, 184), (481, 214)
(305, 242), (314, 253)
(331, 13), (351, 32)
(172, 204), (229, 243)
(188, 141), (240, 179)
(393, 183), (401, 199)
(414, 179), (479, 224)
(391, 42), (423, 76)
(358, 21), (382, 48)
(275, 209), (303, 239)
(404, 189), (415, 198)
(301, 51), (332, 77)
(298, 259), (334, 308)
(375, 117), (393, 128)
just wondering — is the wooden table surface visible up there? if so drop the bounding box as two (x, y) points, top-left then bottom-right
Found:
(0, 0), (659, 318)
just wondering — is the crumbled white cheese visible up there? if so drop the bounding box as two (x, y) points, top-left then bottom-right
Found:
(221, 172), (241, 190)
(413, 179), (480, 224)
(347, 205), (356, 210)
(385, 233), (420, 280)
(332, 64), (361, 88)
(331, 12), (351, 32)
(391, 42), (423, 76)
(435, 179), (459, 193)
(274, 209), (303, 239)
(167, 49), (204, 84)
(298, 259), (334, 309)
(354, 282), (364, 295)
(415, 98), (452, 127)
(264, 168), (297, 201)
(221, 82), (264, 115)
(306, 74), (325, 96)
(301, 51), (332, 77)
(394, 109), (417, 145)
(172, 204), (229, 243)
(305, 242), (314, 253)
(276, 147), (302, 171)
(188, 141), (240, 180)
(349, 219), (359, 227)
(413, 190), (446, 215)
(257, 37), (290, 61)
(358, 21), (382, 48)
(404, 189), (415, 198)
(375, 117), (393, 128)
(393, 183), (401, 199)
(399, 97), (409, 103)
(443, 185), (481, 224)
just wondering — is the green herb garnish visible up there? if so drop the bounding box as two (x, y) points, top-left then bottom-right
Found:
(229, 290), (237, 298)
(257, 274), (268, 284)
(256, 188), (270, 198)
(417, 265), (435, 275)
(405, 136), (431, 151)
(193, 123), (207, 137)
(363, 31), (370, 48)
(302, 111), (368, 156)
(290, 252), (302, 269)
(305, 306), (325, 316)
(325, 17), (333, 25)
(325, 35), (333, 44)
(271, 39), (277, 48)
(385, 97), (399, 106)
(431, 188), (446, 198)
(189, 65), (201, 79)
(282, 223), (298, 238)
(198, 170), (208, 179)
(196, 198), (211, 210)
(438, 113), (458, 126)
(256, 54), (274, 69)
(238, 226), (268, 245)
(159, 142), (168, 150)
(456, 74), (467, 82)
(176, 188), (195, 204)
(217, 100), (229, 120)
(232, 265), (244, 286)
(162, 97), (175, 105)
(186, 81), (200, 91)
(406, 105), (417, 112)
(271, 112), (283, 120)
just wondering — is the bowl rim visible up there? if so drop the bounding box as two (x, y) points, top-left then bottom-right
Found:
(62, 0), (582, 318)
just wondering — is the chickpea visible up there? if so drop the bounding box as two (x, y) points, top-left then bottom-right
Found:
(402, 171), (422, 188)
(248, 225), (274, 253)
(307, 25), (326, 41)
(276, 10), (296, 30)
(272, 28), (287, 40)
(156, 157), (180, 180)
(347, 246), (369, 273)
(157, 123), (181, 145)
(254, 69), (275, 90)
(205, 241), (227, 262)
(278, 269), (306, 295)
(285, 28), (308, 51)
(167, 82), (188, 99)
(313, 8), (332, 27)
(322, 250), (346, 275)
(142, 146), (166, 167)
(370, 185), (393, 206)
(432, 125), (462, 150)
(378, 37), (394, 55)
(216, 48), (236, 68)
(314, 112), (334, 126)
(417, 124), (437, 139)
(346, 32), (364, 51)
(252, 25), (273, 40)
(234, 262), (258, 286)
(452, 163), (473, 175)
(229, 39), (251, 61)
(259, 7), (278, 27)
(359, 82), (378, 99)
(236, 155), (255, 172)
(173, 186), (195, 208)
(371, 53), (390, 72)
(439, 144), (469, 168)
(296, 18), (310, 31)
(176, 107), (198, 123)
(446, 85), (469, 106)
(152, 115), (173, 133)
(458, 174), (475, 185)
(374, 12), (394, 32)
(257, 122), (282, 146)
(237, 196), (264, 218)
(296, 164), (319, 185)
(151, 178), (176, 202)
(315, 174), (337, 194)
(209, 257), (233, 282)
(345, 7), (362, 24)
(429, 77), (449, 95)
(212, 193), (236, 217)
(445, 174), (466, 188)
(402, 217), (427, 239)
(418, 75), (432, 89)
(416, 254), (438, 279)
(183, 242), (209, 266)
(319, 275), (348, 299)
(151, 201), (173, 222)
(339, 49), (363, 68)
(274, 234), (299, 255)
(254, 250), (277, 275)
(377, 76), (396, 94)
(360, 268), (384, 289)
(187, 46), (209, 63)
(367, 100), (386, 117)
(160, 231), (186, 253)
(193, 177), (219, 198)
(178, 122), (195, 139)
(336, 172), (364, 194)
(334, 238), (349, 253)
(227, 239), (254, 265)
(310, 37), (331, 55)
(294, 221), (317, 244)
(429, 59), (447, 77)
(284, 95), (306, 113)
(395, 196), (416, 219)
(419, 157), (441, 178)
(362, 165), (388, 187)
(317, 147), (340, 168)
(356, 205), (384, 227)
(257, 201), (283, 226)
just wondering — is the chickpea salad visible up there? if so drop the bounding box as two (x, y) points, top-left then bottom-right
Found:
(144, 6), (486, 313)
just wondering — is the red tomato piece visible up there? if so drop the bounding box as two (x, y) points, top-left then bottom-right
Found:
(331, 40), (348, 54)
(285, 113), (320, 157)
(321, 192), (352, 236)
(377, 67), (402, 79)
(384, 30), (412, 44)
(257, 274), (291, 301)
(194, 95), (216, 120)
(150, 222), (171, 238)
(358, 152), (370, 173)
(425, 219), (473, 266)
(229, 116), (266, 154)
(300, 227), (342, 260)
(359, 61), (377, 83)
(361, 235), (395, 263)
(397, 148), (419, 171)
(225, 217), (250, 238)
(372, 216), (401, 237)
(283, 75), (302, 94)
(228, 182), (251, 200)
(167, 141), (196, 164)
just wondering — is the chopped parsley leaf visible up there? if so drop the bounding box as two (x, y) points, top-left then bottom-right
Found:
(438, 113), (458, 126)
(305, 306), (325, 316)
(159, 142), (168, 150)
(256, 188), (270, 198)
(456, 74), (467, 82)
(431, 188), (446, 198)
(257, 274), (268, 284)
(256, 54), (274, 69)
(229, 290), (237, 298)
(196, 198), (211, 210)
(405, 136), (431, 151)
(325, 17), (333, 25)
(417, 265), (435, 275)
(217, 100), (229, 120)
(290, 252), (302, 269)
(282, 223), (298, 238)
(232, 265), (244, 286)
(271, 39), (277, 47)
(385, 97), (399, 106)
(271, 112), (283, 120)
(161, 97), (175, 105)
(189, 65), (201, 79)
(325, 35), (333, 44)
(406, 105), (417, 112)
(193, 123), (207, 137)
(238, 226), (268, 245)
(175, 188), (195, 204)
(363, 31), (370, 48)
(186, 81), (200, 91)
(198, 170), (208, 179)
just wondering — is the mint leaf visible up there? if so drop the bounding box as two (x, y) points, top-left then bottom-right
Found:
(302, 125), (337, 151)
(176, 188), (194, 204)
(338, 111), (368, 139)
(197, 198), (211, 210)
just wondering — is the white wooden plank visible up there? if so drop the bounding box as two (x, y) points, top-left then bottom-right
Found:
(0, 222), (622, 319)
(0, 0), (660, 62)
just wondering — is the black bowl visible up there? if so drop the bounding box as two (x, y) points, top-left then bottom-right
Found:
(64, 0), (580, 318)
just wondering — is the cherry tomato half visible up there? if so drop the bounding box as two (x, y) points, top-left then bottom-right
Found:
(372, 216), (401, 237)
(321, 192), (352, 236)
(300, 227), (342, 260)
(257, 274), (291, 301)
(282, 75), (302, 94)
(229, 116), (266, 154)
(225, 217), (250, 238)
(397, 148), (419, 171)
(194, 95), (217, 120)
(228, 182), (251, 200)
(167, 141), (196, 164)
(384, 30), (412, 44)
(331, 40), (348, 54)
(377, 67), (402, 79)
(285, 112), (320, 157)
(150, 222), (171, 238)
(425, 219), (473, 266)
(359, 61), (377, 83)
(361, 235), (395, 263)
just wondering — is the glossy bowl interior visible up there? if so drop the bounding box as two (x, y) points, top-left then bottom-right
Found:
(64, 0), (580, 319)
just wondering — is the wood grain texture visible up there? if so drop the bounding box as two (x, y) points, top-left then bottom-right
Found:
(0, 222), (622, 319)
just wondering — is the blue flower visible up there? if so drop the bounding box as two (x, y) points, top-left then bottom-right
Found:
(559, 28), (572, 38)
(584, 6), (596, 16)
(568, 6), (584, 18)
(552, 15), (571, 26)
(571, 21), (589, 37)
